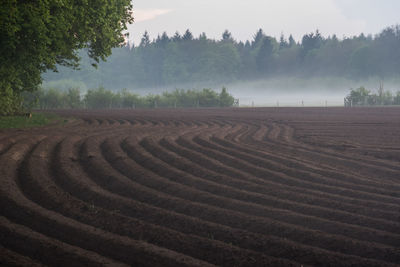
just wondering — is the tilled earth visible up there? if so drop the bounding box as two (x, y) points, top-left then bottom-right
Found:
(1, 107), (400, 266)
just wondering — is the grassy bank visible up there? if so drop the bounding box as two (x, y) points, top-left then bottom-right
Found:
(0, 113), (63, 129)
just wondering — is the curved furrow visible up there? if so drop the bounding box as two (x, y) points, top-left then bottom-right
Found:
(188, 134), (400, 207)
(81, 134), (341, 266)
(1, 137), (215, 267)
(207, 142), (400, 213)
(218, 121), (245, 139)
(259, 137), (400, 185)
(159, 136), (400, 225)
(208, 119), (226, 127)
(53, 136), (309, 265)
(102, 140), (396, 267)
(116, 119), (127, 125)
(155, 136), (400, 229)
(183, 120), (196, 126)
(258, 122), (400, 180)
(17, 136), (288, 267)
(159, 119), (171, 127)
(230, 123), (252, 142)
(124, 119), (136, 126)
(177, 134), (400, 213)
(0, 137), (130, 265)
(0, 216), (128, 267)
(53, 135), (354, 266)
(0, 139), (17, 156)
(218, 120), (400, 191)
(95, 118), (106, 126)
(251, 121), (400, 178)
(237, 122), (264, 142)
(100, 119), (113, 127)
(116, 136), (400, 264)
(0, 134), (20, 155)
(61, 117), (87, 128)
(206, 134), (400, 198)
(177, 137), (398, 220)
(243, 127), (400, 187)
(88, 118), (100, 126)
(106, 119), (118, 125)
(194, 119), (211, 127)
(214, 131), (400, 192)
(173, 120), (189, 127)
(138, 136), (400, 246)
(133, 118), (147, 125)
(179, 120), (400, 199)
(81, 118), (91, 125)
(0, 244), (45, 267)
(251, 122), (270, 141)
(289, 122), (400, 169)
(288, 121), (400, 166)
(123, 118), (139, 126)
(175, 124), (400, 213)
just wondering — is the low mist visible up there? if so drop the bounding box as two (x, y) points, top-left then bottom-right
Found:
(225, 77), (400, 107)
(108, 77), (398, 107)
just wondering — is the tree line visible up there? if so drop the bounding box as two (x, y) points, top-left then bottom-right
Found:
(44, 25), (400, 90)
(22, 87), (236, 110)
(345, 85), (400, 106)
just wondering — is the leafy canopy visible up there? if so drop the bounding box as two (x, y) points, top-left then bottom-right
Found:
(0, 0), (133, 96)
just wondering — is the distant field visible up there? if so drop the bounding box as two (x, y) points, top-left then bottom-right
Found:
(1, 107), (399, 266)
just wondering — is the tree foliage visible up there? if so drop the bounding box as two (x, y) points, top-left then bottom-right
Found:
(0, 0), (133, 114)
(345, 86), (400, 106)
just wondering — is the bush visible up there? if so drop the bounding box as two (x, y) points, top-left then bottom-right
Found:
(219, 87), (235, 107)
(66, 88), (82, 108)
(0, 85), (23, 115)
(345, 86), (399, 106)
(84, 87), (114, 109)
(394, 91), (400, 105)
(121, 88), (140, 108)
(24, 86), (236, 109)
(198, 88), (219, 107)
(345, 86), (370, 106)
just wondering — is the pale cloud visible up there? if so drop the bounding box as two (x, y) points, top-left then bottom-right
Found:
(127, 0), (398, 45)
(250, 0), (368, 39)
(134, 9), (173, 23)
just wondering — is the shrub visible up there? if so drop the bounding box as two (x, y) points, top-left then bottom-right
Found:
(84, 87), (114, 109)
(26, 86), (236, 109)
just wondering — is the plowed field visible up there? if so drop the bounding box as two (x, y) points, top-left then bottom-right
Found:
(1, 107), (399, 267)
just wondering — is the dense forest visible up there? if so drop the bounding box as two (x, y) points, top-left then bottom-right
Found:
(43, 25), (400, 91)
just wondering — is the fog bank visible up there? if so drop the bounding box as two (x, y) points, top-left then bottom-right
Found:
(125, 77), (400, 107)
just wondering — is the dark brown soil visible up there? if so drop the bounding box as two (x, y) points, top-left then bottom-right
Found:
(1, 107), (399, 266)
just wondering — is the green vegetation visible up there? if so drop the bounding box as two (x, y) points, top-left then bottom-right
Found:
(0, 113), (62, 129)
(345, 85), (400, 106)
(25, 87), (236, 109)
(1, 0), (133, 115)
(43, 26), (400, 90)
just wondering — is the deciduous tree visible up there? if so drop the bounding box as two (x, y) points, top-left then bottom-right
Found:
(0, 0), (133, 114)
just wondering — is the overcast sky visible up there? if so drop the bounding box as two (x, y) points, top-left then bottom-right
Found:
(127, 0), (400, 45)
